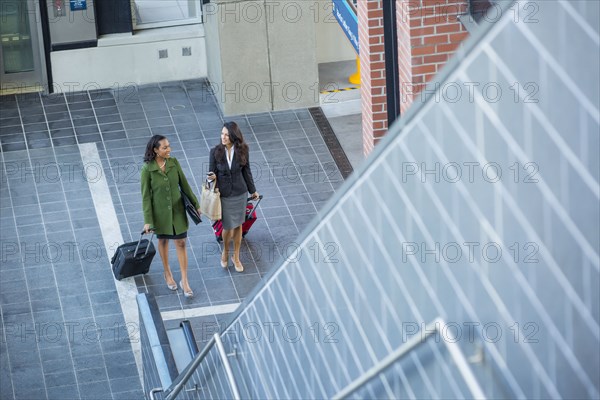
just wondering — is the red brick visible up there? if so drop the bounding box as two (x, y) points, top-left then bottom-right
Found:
(423, 15), (448, 25)
(368, 1), (383, 10)
(422, 0), (448, 6)
(373, 128), (388, 137)
(449, 32), (469, 42)
(369, 36), (383, 45)
(418, 6), (438, 17)
(371, 62), (386, 70)
(412, 45), (436, 56)
(437, 42), (460, 53)
(412, 26), (435, 36)
(436, 23), (462, 33)
(409, 18), (422, 27)
(437, 3), (466, 15)
(411, 37), (423, 46)
(424, 34), (449, 44)
(373, 112), (387, 121)
(373, 104), (385, 113)
(368, 19), (383, 27)
(423, 53), (448, 64)
(413, 64), (437, 74)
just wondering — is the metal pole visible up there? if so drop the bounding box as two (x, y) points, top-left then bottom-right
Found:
(214, 333), (241, 400)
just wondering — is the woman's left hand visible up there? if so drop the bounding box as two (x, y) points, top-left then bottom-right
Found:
(251, 192), (260, 200)
(197, 208), (202, 216)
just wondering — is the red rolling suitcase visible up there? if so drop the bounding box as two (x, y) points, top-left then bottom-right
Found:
(212, 195), (263, 242)
(111, 230), (156, 280)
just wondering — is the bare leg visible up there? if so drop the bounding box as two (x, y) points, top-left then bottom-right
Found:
(231, 225), (244, 272)
(221, 229), (232, 266)
(232, 226), (243, 263)
(157, 239), (176, 288)
(174, 238), (191, 294)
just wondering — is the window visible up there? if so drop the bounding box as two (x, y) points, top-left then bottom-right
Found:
(132, 0), (202, 30)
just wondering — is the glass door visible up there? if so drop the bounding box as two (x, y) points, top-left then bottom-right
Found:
(0, 0), (45, 92)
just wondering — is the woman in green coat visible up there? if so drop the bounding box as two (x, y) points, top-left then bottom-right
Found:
(141, 135), (200, 298)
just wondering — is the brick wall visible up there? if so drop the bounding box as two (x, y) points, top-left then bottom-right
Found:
(360, 0), (469, 154)
(358, 0), (387, 155)
(397, 0), (415, 115)
(402, 0), (469, 108)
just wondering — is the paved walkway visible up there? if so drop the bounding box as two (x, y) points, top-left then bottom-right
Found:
(0, 80), (346, 399)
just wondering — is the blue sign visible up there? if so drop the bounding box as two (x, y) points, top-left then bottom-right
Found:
(70, 0), (86, 11)
(332, 0), (359, 54)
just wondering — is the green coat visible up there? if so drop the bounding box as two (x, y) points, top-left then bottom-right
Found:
(141, 157), (200, 235)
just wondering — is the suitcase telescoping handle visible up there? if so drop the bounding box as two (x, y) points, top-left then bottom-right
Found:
(246, 194), (263, 213)
(134, 229), (155, 259)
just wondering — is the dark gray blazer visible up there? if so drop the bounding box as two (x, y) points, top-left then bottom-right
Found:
(209, 146), (256, 198)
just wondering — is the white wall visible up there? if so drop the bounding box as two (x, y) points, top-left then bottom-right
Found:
(315, 11), (356, 64)
(51, 25), (207, 92)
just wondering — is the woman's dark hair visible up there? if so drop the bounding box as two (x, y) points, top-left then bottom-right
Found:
(215, 121), (249, 165)
(144, 135), (167, 163)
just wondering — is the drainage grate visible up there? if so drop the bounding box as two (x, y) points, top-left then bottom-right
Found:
(158, 49), (168, 59)
(309, 107), (354, 180)
(182, 47), (192, 56)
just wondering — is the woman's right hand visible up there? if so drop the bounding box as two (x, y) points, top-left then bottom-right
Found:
(143, 224), (152, 233)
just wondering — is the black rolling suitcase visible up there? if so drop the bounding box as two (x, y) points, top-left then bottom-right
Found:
(111, 230), (156, 280)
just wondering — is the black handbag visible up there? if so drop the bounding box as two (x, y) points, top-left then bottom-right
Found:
(181, 189), (202, 225)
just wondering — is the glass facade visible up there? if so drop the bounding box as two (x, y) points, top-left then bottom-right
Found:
(0, 1), (34, 74)
(174, 0), (600, 398)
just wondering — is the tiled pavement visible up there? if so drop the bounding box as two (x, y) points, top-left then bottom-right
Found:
(0, 80), (346, 399)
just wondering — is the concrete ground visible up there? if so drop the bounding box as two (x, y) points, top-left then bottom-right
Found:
(0, 79), (355, 399)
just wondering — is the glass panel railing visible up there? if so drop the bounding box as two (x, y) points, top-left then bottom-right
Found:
(156, 0), (599, 398)
(333, 318), (485, 399)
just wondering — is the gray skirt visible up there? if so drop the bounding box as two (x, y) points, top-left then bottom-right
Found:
(221, 193), (247, 230)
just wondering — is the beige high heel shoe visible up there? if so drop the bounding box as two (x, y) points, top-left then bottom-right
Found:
(179, 281), (194, 298)
(163, 273), (178, 291)
(220, 253), (228, 269)
(231, 256), (244, 273)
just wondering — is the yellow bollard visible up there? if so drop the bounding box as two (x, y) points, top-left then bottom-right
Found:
(348, 56), (361, 85)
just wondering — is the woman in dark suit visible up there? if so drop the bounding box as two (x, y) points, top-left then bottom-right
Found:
(208, 122), (259, 272)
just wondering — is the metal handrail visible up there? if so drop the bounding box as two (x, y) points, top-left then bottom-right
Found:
(180, 320), (199, 357)
(162, 334), (216, 399)
(160, 333), (240, 400)
(149, 387), (163, 400)
(332, 318), (486, 400)
(214, 333), (241, 399)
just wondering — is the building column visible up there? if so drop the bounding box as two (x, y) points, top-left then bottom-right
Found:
(358, 0), (387, 155)
(359, 0), (470, 156)
(397, 0), (469, 113)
